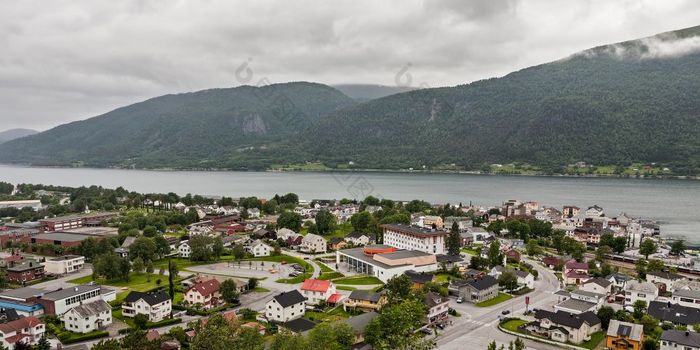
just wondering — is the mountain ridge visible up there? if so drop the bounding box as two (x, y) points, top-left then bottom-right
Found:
(2, 26), (700, 174)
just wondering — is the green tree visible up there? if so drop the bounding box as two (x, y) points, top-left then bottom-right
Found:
(446, 222), (461, 256)
(36, 335), (50, 350)
(498, 271), (518, 291)
(129, 236), (158, 262)
(487, 240), (503, 268)
(277, 211), (303, 231)
(350, 211), (373, 233)
(384, 274), (413, 305)
(132, 257), (145, 273)
(526, 239), (542, 257)
(597, 306), (615, 329)
(133, 313), (149, 330)
(153, 235), (171, 258)
(220, 279), (240, 304)
(248, 277), (259, 290)
(91, 339), (121, 350)
(365, 299), (432, 350)
(212, 237), (225, 259)
(670, 240), (686, 256)
(168, 259), (178, 300)
(189, 235), (214, 261)
(639, 238), (657, 259)
(314, 210), (336, 235)
(143, 225), (157, 237)
(633, 300), (647, 319)
(635, 258), (648, 280)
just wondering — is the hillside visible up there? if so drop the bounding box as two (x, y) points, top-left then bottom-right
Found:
(0, 82), (356, 169)
(0, 129), (38, 144)
(332, 84), (416, 102)
(253, 25), (700, 174)
(2, 26), (700, 174)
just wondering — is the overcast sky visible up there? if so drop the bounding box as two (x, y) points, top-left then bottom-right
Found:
(2, 0), (700, 131)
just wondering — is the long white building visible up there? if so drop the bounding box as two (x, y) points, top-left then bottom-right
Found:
(381, 224), (448, 255)
(336, 245), (438, 283)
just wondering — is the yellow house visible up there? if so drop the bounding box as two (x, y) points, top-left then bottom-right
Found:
(343, 290), (387, 312)
(606, 320), (644, 350)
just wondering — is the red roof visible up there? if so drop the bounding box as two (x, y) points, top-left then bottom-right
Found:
(327, 293), (344, 304)
(5, 333), (29, 343)
(0, 316), (43, 334)
(189, 279), (220, 297)
(4, 255), (24, 263)
(146, 330), (160, 341)
(543, 257), (561, 266)
(566, 260), (589, 270)
(301, 279), (331, 293)
(565, 271), (590, 279)
(223, 310), (238, 321)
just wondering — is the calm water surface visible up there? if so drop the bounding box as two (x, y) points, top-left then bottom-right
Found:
(1, 165), (698, 243)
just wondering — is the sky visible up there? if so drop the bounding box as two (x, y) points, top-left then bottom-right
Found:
(2, 0), (700, 131)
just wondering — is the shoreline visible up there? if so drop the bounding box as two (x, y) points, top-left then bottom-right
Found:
(1, 163), (698, 181)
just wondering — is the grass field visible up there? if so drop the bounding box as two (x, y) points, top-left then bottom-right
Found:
(336, 285), (357, 291)
(275, 272), (312, 284)
(332, 276), (383, 285)
(460, 246), (482, 256)
(578, 331), (605, 350)
(318, 272), (344, 280)
(475, 293), (513, 307)
(501, 319), (528, 332)
(247, 255), (313, 272)
(69, 272), (169, 292)
(153, 256), (235, 271)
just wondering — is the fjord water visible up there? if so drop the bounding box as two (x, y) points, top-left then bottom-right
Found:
(1, 165), (698, 244)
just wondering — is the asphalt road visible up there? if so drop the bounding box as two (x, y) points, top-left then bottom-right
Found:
(436, 257), (563, 350)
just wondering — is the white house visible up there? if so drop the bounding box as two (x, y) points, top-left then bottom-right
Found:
(585, 205), (605, 218)
(580, 278), (613, 296)
(336, 246), (438, 284)
(0, 316), (45, 348)
(345, 231), (372, 246)
(62, 300), (112, 334)
(647, 271), (685, 293)
(122, 291), (172, 322)
(425, 292), (449, 326)
(265, 290), (306, 323)
(661, 330), (700, 350)
(671, 290), (700, 309)
(178, 241), (191, 258)
(246, 240), (272, 257)
(380, 224), (447, 255)
(300, 234), (327, 253)
(300, 279), (336, 305)
(184, 279), (221, 309)
(37, 284), (116, 316)
(43, 255), (85, 275)
(607, 273), (632, 291)
(247, 208), (261, 218)
(624, 280), (658, 306)
(488, 266), (534, 289)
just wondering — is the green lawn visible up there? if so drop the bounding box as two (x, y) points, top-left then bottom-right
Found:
(315, 260), (334, 273)
(332, 276), (383, 285)
(434, 273), (455, 284)
(301, 222), (354, 240)
(578, 331), (606, 350)
(275, 272), (312, 284)
(501, 319), (528, 332)
(251, 287), (270, 292)
(475, 293), (513, 307)
(461, 247), (481, 256)
(336, 285), (357, 291)
(318, 272), (344, 281)
(247, 255), (313, 272)
(69, 272), (169, 292)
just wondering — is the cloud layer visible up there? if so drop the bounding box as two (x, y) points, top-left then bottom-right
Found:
(2, 0), (700, 130)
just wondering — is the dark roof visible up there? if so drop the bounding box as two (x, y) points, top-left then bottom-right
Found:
(584, 278), (612, 288)
(467, 276), (499, 291)
(348, 290), (383, 303)
(648, 301), (700, 325)
(329, 237), (345, 245)
(42, 285), (102, 301)
(535, 310), (601, 329)
(661, 330), (700, 348)
(345, 231), (368, 239)
(124, 291), (169, 306)
(647, 271), (684, 280)
(272, 290), (306, 308)
(436, 254), (464, 263)
(282, 318), (317, 333)
(0, 309), (20, 323)
(404, 270), (434, 284)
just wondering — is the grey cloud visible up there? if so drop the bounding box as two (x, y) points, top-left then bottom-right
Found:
(1, 0), (700, 130)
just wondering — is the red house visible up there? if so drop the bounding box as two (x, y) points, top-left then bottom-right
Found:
(505, 249), (521, 263)
(7, 261), (45, 283)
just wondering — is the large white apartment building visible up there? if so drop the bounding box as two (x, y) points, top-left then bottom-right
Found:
(380, 224), (447, 255)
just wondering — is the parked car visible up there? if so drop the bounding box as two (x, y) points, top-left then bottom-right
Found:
(456, 297), (463, 303)
(501, 310), (511, 315)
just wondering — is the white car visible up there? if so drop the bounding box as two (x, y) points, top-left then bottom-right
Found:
(456, 297), (463, 303)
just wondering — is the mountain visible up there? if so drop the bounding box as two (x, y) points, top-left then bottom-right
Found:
(332, 84), (416, 102)
(257, 25), (700, 173)
(2, 26), (700, 174)
(0, 128), (38, 144)
(0, 82), (356, 169)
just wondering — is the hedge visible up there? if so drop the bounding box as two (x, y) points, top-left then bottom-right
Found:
(58, 330), (109, 344)
(117, 317), (182, 334)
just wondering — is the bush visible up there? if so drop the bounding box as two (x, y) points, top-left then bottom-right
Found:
(58, 330), (109, 344)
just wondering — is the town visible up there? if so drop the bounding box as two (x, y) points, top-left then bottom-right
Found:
(0, 182), (698, 350)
